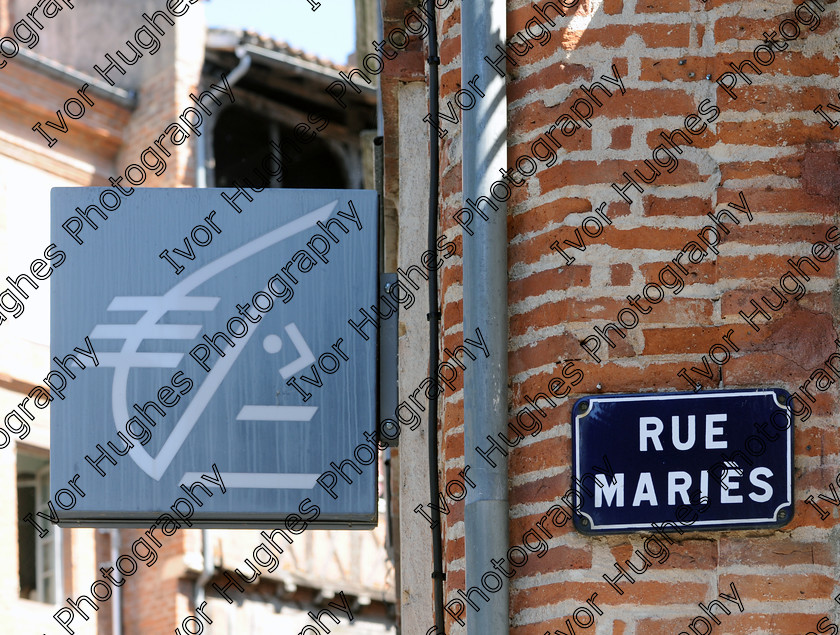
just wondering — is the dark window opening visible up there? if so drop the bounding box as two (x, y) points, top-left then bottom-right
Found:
(213, 106), (348, 189)
(17, 452), (58, 603)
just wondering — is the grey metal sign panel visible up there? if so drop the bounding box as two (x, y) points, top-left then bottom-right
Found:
(50, 188), (378, 528)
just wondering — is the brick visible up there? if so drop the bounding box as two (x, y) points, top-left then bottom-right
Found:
(509, 197), (593, 235)
(442, 298), (464, 337)
(714, 16), (787, 42)
(641, 53), (840, 84)
(608, 333), (638, 359)
(607, 201), (632, 219)
(718, 120), (836, 147)
(512, 623), (568, 635)
(636, 0), (690, 12)
(510, 436), (570, 476)
(606, 89), (699, 118)
(731, 224), (840, 253)
(584, 225), (711, 250)
(539, 159), (702, 192)
(571, 361), (703, 393)
(645, 126), (717, 150)
(610, 125), (633, 149)
(505, 0), (594, 38)
(720, 574), (835, 601)
(639, 259), (716, 285)
(604, 0), (623, 14)
(640, 56), (714, 82)
(439, 44), (461, 85)
(510, 472), (568, 507)
(715, 12), (839, 43)
(509, 64), (593, 104)
(731, 307), (837, 369)
(636, 23), (691, 47)
(605, 580), (711, 605)
(660, 540), (719, 569)
(441, 261), (463, 291)
(642, 325), (753, 355)
(725, 613), (837, 635)
(512, 297), (713, 336)
(725, 352), (823, 389)
(724, 86), (836, 114)
(554, 23), (690, 50)
(509, 334), (583, 375)
(798, 425), (840, 461)
(796, 465), (840, 498)
(441, 164), (463, 201)
(719, 156), (802, 181)
(611, 263), (633, 285)
(509, 267), (591, 306)
(509, 98), (591, 135)
(443, 399), (465, 435)
(515, 545), (593, 577)
(511, 129), (591, 157)
(443, 433), (465, 469)
(720, 539), (834, 567)
(508, 234), (553, 268)
(512, 378), (574, 418)
(510, 508), (575, 543)
(718, 253), (837, 280)
(803, 145), (840, 198)
(660, 612), (837, 635)
(610, 539), (717, 569)
(513, 581), (616, 612)
(441, 4), (461, 33)
(446, 534), (465, 563)
(717, 187), (838, 216)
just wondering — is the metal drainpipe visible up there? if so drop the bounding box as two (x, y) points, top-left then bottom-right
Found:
(196, 47), (251, 188)
(193, 47), (251, 611)
(194, 530), (214, 616)
(462, 0), (510, 633)
(110, 529), (122, 635)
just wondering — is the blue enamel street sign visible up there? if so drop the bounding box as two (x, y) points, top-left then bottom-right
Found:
(572, 389), (793, 534)
(50, 188), (378, 528)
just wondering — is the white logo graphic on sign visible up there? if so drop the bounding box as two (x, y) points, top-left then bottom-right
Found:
(89, 201), (338, 489)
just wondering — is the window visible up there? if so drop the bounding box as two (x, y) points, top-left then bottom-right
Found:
(17, 452), (62, 603)
(213, 106), (351, 189)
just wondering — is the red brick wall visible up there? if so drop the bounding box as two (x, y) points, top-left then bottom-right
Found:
(114, 7), (206, 188)
(388, 0), (840, 632)
(120, 530), (190, 635)
(0, 0), (9, 36)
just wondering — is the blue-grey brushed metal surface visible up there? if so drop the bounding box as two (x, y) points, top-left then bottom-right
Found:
(50, 188), (378, 528)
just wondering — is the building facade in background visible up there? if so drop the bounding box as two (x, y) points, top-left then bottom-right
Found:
(0, 1), (394, 633)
